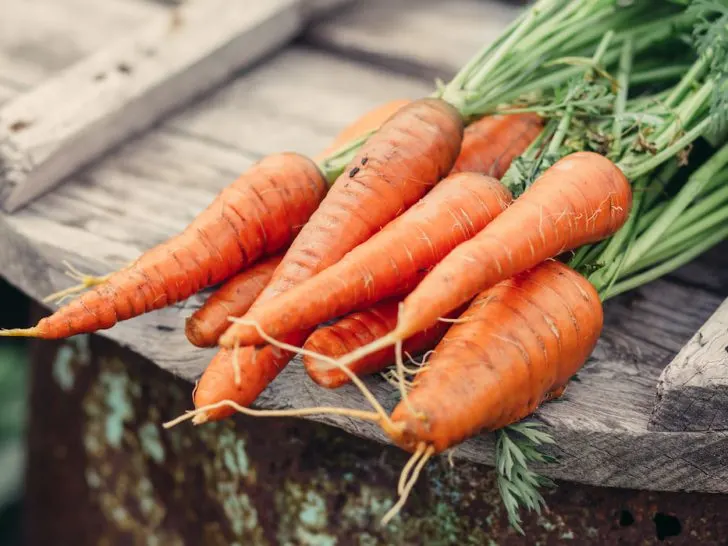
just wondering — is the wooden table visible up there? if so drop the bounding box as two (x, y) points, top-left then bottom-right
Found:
(2, 1), (728, 544)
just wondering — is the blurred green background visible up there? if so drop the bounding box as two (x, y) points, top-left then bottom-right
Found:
(0, 279), (29, 546)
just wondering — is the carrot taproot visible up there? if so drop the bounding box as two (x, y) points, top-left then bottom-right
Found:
(185, 254), (283, 347)
(450, 113), (542, 178)
(0, 153), (326, 340)
(314, 99), (412, 161)
(218, 97), (464, 349)
(386, 260), (603, 454)
(229, 171), (512, 346)
(331, 151), (631, 368)
(303, 297), (463, 389)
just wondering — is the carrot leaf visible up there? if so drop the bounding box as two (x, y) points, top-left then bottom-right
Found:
(495, 421), (556, 534)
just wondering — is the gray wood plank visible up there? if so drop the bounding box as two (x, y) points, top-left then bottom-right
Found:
(0, 0), (164, 90)
(649, 297), (728, 432)
(0, 0), (304, 212)
(306, 0), (523, 80)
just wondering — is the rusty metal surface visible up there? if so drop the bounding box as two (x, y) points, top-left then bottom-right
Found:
(23, 327), (728, 545)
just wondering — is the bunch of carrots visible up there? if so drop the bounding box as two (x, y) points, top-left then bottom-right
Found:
(5, 0), (728, 532)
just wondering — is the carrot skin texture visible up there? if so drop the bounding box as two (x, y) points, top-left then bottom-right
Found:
(396, 151), (631, 339)
(218, 97), (464, 348)
(314, 99), (412, 161)
(22, 153), (326, 340)
(185, 254), (283, 347)
(229, 172), (513, 346)
(450, 113), (543, 178)
(390, 260), (603, 453)
(304, 298), (463, 389)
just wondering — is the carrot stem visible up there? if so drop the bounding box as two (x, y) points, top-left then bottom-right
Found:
(610, 36), (634, 160)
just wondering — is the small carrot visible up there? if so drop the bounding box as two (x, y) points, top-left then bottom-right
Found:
(228, 171), (512, 346)
(185, 254), (282, 347)
(218, 97), (464, 348)
(303, 297), (463, 389)
(387, 260), (602, 454)
(332, 151), (631, 367)
(450, 113), (542, 178)
(0, 153), (326, 340)
(314, 99), (412, 161)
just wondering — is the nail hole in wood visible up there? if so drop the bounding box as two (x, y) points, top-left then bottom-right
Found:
(653, 512), (681, 541)
(9, 120), (31, 132)
(94, 73), (106, 82)
(156, 325), (174, 332)
(117, 63), (132, 75)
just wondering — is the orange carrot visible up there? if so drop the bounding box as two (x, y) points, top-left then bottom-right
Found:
(1, 153), (326, 340)
(314, 99), (412, 161)
(185, 254), (283, 347)
(193, 98), (463, 422)
(229, 171), (512, 346)
(304, 297), (463, 389)
(331, 152), (631, 368)
(387, 260), (603, 454)
(450, 113), (542, 178)
(218, 97), (464, 349)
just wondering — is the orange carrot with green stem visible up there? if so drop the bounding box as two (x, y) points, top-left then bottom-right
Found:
(0, 153), (327, 340)
(224, 171), (512, 347)
(328, 151), (631, 370)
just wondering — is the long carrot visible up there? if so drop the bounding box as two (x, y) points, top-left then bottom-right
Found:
(193, 98), (463, 422)
(331, 151), (631, 367)
(450, 113), (542, 178)
(387, 260), (602, 453)
(218, 97), (464, 348)
(314, 99), (412, 161)
(303, 297), (463, 389)
(228, 171), (512, 346)
(1, 153), (326, 340)
(185, 254), (282, 347)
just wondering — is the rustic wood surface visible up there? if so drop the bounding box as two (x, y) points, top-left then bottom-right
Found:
(1, 0), (727, 492)
(0, 0), (341, 212)
(649, 298), (728, 432)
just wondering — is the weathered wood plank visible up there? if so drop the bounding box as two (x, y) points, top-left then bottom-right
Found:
(649, 298), (728, 432)
(307, 0), (523, 80)
(167, 47), (433, 158)
(0, 0), (164, 90)
(0, 0), (307, 212)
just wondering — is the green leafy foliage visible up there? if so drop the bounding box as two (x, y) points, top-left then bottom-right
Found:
(496, 421), (556, 534)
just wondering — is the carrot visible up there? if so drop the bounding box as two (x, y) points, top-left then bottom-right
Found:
(332, 151), (631, 368)
(192, 98), (463, 422)
(303, 297), (461, 389)
(314, 99), (412, 161)
(228, 171), (512, 346)
(450, 113), (542, 178)
(218, 97), (464, 348)
(0, 153), (326, 340)
(185, 254), (282, 347)
(387, 260), (602, 454)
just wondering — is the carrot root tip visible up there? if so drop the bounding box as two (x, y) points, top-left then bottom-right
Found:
(0, 327), (42, 338)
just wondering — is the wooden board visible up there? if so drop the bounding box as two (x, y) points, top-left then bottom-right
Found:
(1, 0), (727, 492)
(0, 0), (349, 212)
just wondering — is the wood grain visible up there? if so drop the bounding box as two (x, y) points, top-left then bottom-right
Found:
(0, 0), (727, 491)
(649, 298), (728, 432)
(0, 0), (305, 212)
